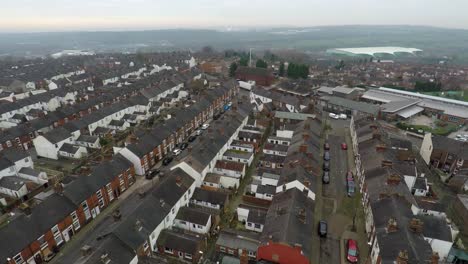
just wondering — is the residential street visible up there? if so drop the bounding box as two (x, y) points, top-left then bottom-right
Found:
(317, 117), (368, 264)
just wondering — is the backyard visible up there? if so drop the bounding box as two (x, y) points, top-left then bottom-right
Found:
(397, 119), (459, 136)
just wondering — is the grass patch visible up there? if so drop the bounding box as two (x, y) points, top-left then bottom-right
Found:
(396, 121), (458, 136)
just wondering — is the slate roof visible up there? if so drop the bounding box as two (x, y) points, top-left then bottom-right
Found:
(157, 229), (202, 254)
(256, 184), (276, 195)
(247, 208), (267, 225)
(82, 234), (136, 264)
(215, 160), (245, 172)
(18, 167), (41, 177)
(76, 135), (99, 143)
(191, 188), (228, 207)
(176, 207), (211, 226)
(113, 168), (194, 250)
(63, 154), (132, 205)
(417, 215), (453, 242)
(0, 176), (26, 191)
(260, 188), (315, 258)
(371, 195), (433, 264)
(59, 143), (81, 154)
(0, 193), (76, 260)
(42, 127), (71, 143)
(0, 157), (14, 171)
(432, 135), (468, 160)
(216, 229), (261, 252)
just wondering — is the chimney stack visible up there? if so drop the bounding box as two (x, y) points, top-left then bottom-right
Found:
(408, 218), (423, 234)
(387, 217), (398, 233)
(175, 176), (182, 186)
(299, 144), (308, 153)
(430, 252), (440, 264)
(396, 250), (409, 264)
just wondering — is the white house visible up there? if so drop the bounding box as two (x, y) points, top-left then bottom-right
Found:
(33, 127), (74, 160)
(75, 135), (101, 149)
(214, 160), (246, 179)
(173, 207), (212, 235)
(58, 143), (88, 159)
(222, 150), (254, 166)
(236, 206), (267, 233)
(0, 176), (28, 198)
(48, 81), (59, 90)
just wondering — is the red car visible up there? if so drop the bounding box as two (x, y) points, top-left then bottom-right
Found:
(346, 239), (359, 263)
(341, 143), (348, 150)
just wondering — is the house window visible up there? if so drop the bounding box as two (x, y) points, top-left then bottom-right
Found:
(81, 201), (91, 220)
(220, 247), (226, 253)
(254, 223), (261, 228)
(227, 249), (235, 255)
(164, 247), (173, 254)
(119, 174), (126, 191)
(106, 183), (114, 201)
(143, 241), (149, 251)
(197, 225), (203, 229)
(247, 222), (252, 227)
(37, 235), (48, 250)
(248, 251), (256, 257)
(96, 190), (105, 208)
(71, 211), (80, 230)
(51, 225), (63, 245)
(13, 253), (24, 264)
(172, 208), (175, 214)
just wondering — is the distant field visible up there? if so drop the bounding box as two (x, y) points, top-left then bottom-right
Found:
(422, 91), (468, 102)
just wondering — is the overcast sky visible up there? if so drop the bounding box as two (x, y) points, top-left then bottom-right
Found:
(2, 0), (468, 32)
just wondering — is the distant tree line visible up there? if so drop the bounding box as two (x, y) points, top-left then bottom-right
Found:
(287, 63), (309, 79)
(256, 59), (267, 68)
(414, 80), (442, 92)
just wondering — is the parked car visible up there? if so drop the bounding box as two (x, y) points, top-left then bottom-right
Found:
(347, 180), (355, 197)
(172, 148), (182, 156)
(341, 143), (348, 150)
(201, 123), (210, 130)
(162, 156), (173, 166)
(324, 142), (330, 150)
(323, 151), (330, 161)
(323, 161), (330, 171)
(346, 239), (359, 263)
(188, 136), (196, 142)
(213, 113), (221, 120)
(339, 113), (347, 119)
(329, 113), (339, 119)
(346, 171), (353, 181)
(180, 143), (189, 150)
(195, 130), (203, 136)
(322, 171), (330, 184)
(318, 220), (328, 237)
(145, 169), (160, 180)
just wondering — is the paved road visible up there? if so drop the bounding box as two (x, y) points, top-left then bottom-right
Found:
(319, 118), (351, 264)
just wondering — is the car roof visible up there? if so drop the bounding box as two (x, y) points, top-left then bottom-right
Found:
(348, 239), (357, 248)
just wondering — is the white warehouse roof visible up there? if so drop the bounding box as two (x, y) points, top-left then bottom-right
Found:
(327, 47), (422, 56)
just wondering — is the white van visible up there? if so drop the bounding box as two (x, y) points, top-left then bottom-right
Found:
(339, 114), (347, 119)
(329, 113), (339, 119)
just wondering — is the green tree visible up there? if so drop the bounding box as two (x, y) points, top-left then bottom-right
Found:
(279, 62), (285, 77)
(256, 59), (267, 68)
(229, 62), (238, 77)
(287, 63), (309, 79)
(239, 57), (248, 67)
